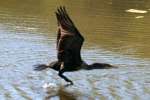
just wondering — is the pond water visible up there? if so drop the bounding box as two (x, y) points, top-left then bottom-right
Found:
(0, 0), (150, 100)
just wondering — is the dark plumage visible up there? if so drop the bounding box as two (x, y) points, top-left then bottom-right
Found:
(34, 6), (116, 85)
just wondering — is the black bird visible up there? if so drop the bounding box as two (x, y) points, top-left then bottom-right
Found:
(34, 6), (115, 85)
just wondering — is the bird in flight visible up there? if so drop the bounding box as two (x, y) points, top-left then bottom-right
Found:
(34, 6), (115, 85)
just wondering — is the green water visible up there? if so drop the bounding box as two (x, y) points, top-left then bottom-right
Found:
(0, 0), (150, 99)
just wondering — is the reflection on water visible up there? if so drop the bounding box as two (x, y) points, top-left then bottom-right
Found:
(0, 0), (150, 99)
(126, 9), (148, 14)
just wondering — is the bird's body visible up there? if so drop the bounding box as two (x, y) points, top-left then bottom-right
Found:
(34, 6), (115, 85)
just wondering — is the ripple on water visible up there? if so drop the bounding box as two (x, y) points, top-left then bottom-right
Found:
(0, 26), (150, 99)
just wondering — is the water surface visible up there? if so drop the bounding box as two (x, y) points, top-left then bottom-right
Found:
(0, 0), (150, 100)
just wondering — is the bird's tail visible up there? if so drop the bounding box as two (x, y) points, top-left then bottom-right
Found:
(34, 64), (49, 71)
(33, 61), (61, 71)
(85, 63), (117, 70)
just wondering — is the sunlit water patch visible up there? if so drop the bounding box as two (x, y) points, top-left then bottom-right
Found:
(0, 25), (150, 99)
(126, 9), (148, 14)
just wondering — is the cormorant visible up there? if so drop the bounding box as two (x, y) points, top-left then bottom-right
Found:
(34, 6), (115, 85)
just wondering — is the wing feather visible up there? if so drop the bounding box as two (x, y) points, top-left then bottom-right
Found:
(55, 6), (84, 66)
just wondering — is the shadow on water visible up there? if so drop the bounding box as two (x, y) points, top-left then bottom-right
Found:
(0, 0), (150, 100)
(45, 87), (77, 100)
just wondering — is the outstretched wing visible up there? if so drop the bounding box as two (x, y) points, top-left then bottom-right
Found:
(55, 6), (84, 66)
